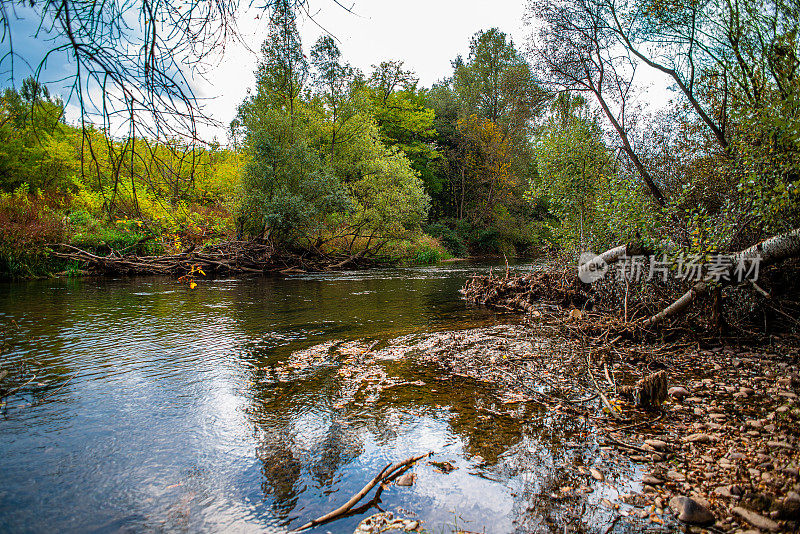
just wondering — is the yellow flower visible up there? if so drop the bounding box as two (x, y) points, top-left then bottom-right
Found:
(189, 281), (197, 290)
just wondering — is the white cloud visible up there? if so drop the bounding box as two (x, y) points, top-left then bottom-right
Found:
(192, 0), (530, 141)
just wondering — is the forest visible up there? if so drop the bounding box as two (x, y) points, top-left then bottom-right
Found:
(1, 0), (798, 280)
(2, 1), (800, 533)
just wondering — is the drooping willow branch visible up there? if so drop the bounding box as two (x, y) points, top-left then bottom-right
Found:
(0, 0), (322, 217)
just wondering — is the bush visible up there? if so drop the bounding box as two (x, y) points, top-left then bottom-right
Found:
(0, 187), (66, 278)
(382, 234), (451, 265)
(69, 216), (160, 255)
(424, 221), (468, 257)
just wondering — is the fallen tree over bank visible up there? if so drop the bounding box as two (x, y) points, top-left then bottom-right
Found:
(463, 228), (800, 334)
(643, 228), (800, 326)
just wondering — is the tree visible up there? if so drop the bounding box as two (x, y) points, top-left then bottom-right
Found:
(530, 93), (613, 251)
(310, 35), (356, 159)
(257, 0), (309, 135)
(453, 28), (545, 133)
(0, 77), (75, 192)
(365, 61), (439, 201)
(531, 0), (667, 207)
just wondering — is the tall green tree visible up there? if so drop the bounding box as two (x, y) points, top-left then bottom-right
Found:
(255, 0), (308, 135)
(310, 35), (357, 160)
(0, 77), (75, 193)
(365, 61), (440, 201)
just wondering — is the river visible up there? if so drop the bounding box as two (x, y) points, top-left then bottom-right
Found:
(0, 262), (641, 533)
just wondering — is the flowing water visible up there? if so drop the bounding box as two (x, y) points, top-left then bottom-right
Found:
(0, 262), (646, 534)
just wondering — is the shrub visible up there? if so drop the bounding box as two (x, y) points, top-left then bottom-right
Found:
(0, 187), (66, 278)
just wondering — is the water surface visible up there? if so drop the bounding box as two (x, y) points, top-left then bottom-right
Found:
(0, 262), (642, 533)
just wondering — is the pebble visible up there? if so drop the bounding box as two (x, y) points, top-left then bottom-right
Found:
(667, 470), (686, 482)
(686, 433), (711, 443)
(395, 473), (416, 487)
(712, 485), (736, 499)
(644, 439), (668, 450)
(589, 467), (604, 481)
(732, 506), (780, 531)
(669, 495), (716, 526)
(669, 386), (690, 400)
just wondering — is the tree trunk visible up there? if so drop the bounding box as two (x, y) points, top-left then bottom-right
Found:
(577, 241), (648, 282)
(643, 228), (800, 327)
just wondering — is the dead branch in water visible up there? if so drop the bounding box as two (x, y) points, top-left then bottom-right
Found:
(48, 239), (394, 276)
(293, 452), (432, 532)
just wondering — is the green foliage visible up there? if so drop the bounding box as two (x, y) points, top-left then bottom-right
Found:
(234, 1), (430, 252)
(68, 216), (160, 255)
(0, 78), (76, 193)
(0, 186), (66, 278)
(384, 234), (450, 265)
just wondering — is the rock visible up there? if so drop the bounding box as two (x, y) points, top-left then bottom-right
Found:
(777, 495), (800, 520)
(713, 485), (736, 499)
(669, 496), (716, 527)
(768, 440), (794, 450)
(732, 507), (780, 531)
(395, 472), (416, 486)
(667, 470), (687, 482)
(590, 467), (604, 481)
(669, 386), (690, 400)
(354, 512), (421, 533)
(686, 433), (711, 443)
(644, 439), (668, 450)
(642, 475), (663, 485)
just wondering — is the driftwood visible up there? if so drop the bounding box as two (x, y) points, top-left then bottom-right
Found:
(48, 239), (392, 276)
(49, 240), (276, 275)
(461, 268), (592, 311)
(293, 452), (432, 532)
(462, 230), (800, 332)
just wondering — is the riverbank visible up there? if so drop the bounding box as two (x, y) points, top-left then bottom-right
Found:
(1, 234), (460, 279)
(448, 265), (800, 532)
(319, 318), (800, 533)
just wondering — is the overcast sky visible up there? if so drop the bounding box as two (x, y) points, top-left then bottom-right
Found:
(192, 0), (531, 139)
(6, 0), (671, 142)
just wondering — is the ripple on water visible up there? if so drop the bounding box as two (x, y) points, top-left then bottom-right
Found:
(0, 264), (647, 533)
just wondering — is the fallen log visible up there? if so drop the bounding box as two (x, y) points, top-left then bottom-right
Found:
(643, 228), (800, 326)
(577, 241), (649, 284)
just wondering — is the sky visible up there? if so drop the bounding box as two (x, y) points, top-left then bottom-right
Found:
(194, 0), (532, 139)
(4, 0), (671, 142)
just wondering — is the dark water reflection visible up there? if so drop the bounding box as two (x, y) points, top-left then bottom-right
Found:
(0, 262), (644, 533)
